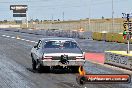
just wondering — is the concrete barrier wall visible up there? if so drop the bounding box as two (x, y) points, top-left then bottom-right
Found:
(0, 25), (20, 28)
(105, 51), (132, 70)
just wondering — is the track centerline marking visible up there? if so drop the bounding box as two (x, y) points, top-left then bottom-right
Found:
(11, 37), (15, 38)
(1, 34), (37, 44)
(21, 39), (25, 41)
(6, 36), (10, 38)
(2, 35), (6, 37)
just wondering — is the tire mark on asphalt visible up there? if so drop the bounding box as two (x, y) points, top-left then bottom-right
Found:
(0, 55), (38, 88)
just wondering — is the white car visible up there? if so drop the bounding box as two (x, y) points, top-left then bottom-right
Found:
(31, 38), (85, 72)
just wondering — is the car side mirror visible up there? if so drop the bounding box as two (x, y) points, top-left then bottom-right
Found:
(34, 45), (37, 48)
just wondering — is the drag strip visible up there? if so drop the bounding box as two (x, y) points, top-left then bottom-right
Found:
(0, 32), (82, 88)
(0, 29), (132, 88)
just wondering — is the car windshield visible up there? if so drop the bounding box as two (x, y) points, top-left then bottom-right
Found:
(44, 40), (79, 48)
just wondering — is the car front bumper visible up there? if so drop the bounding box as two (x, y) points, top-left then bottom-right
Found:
(40, 60), (86, 66)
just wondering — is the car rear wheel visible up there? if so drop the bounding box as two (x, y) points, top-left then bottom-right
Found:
(32, 59), (36, 70)
(38, 65), (50, 73)
(70, 66), (80, 73)
(44, 66), (50, 73)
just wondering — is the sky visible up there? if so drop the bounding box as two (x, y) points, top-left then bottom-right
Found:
(0, 0), (132, 21)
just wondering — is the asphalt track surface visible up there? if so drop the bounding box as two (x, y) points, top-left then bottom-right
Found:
(0, 29), (132, 88)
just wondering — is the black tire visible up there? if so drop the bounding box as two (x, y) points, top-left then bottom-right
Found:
(31, 53), (37, 70)
(38, 65), (50, 73)
(31, 53), (36, 70)
(43, 66), (50, 73)
(70, 66), (79, 73)
(37, 64), (43, 73)
(32, 58), (36, 70)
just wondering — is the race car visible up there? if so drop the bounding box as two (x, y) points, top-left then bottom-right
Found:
(31, 38), (85, 72)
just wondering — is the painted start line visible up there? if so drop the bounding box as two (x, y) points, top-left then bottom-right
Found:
(85, 53), (105, 64)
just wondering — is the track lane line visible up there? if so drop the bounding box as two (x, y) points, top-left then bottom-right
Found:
(6, 36), (10, 38)
(11, 37), (15, 39)
(2, 35), (6, 37)
(21, 39), (25, 41)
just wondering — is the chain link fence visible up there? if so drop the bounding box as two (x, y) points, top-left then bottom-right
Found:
(29, 22), (123, 33)
(88, 23), (123, 33)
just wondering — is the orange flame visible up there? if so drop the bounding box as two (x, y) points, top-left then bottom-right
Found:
(78, 66), (86, 76)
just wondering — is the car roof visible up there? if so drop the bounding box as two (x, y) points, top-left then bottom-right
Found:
(40, 37), (76, 42)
